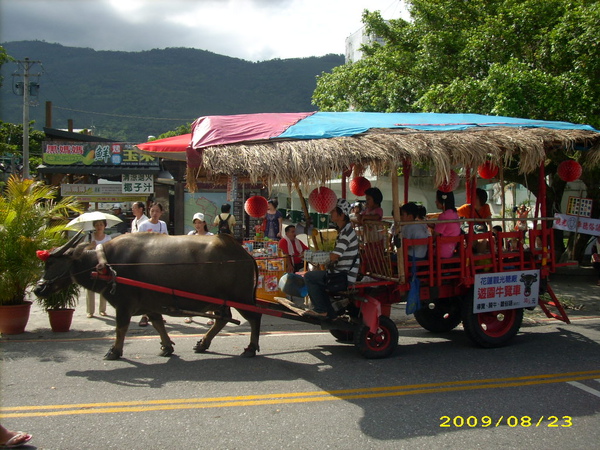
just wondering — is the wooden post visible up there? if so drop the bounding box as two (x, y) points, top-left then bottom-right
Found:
(392, 162), (405, 284)
(294, 181), (311, 230)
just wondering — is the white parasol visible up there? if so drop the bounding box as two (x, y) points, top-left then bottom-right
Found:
(66, 211), (123, 232)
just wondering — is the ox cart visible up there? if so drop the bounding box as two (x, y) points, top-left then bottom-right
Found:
(174, 112), (600, 358)
(38, 112), (600, 360)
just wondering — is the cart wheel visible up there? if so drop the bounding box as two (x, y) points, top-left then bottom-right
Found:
(414, 298), (462, 333)
(461, 296), (523, 348)
(330, 329), (355, 343)
(354, 316), (398, 359)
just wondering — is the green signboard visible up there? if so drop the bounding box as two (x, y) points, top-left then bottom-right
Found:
(43, 142), (159, 168)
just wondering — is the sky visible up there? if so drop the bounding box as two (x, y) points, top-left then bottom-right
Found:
(0, 0), (408, 61)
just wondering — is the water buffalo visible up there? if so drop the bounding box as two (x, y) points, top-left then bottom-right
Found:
(34, 232), (261, 360)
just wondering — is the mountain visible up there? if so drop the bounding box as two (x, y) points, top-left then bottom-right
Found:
(0, 41), (344, 142)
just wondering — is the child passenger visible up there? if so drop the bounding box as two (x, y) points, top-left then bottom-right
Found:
(431, 190), (461, 258)
(400, 202), (430, 261)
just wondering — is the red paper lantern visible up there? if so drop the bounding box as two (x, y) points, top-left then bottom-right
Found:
(478, 161), (499, 179)
(557, 160), (582, 182)
(308, 187), (337, 213)
(349, 176), (371, 196)
(437, 170), (460, 193)
(244, 195), (268, 218)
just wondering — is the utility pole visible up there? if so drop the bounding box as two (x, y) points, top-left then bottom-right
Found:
(13, 58), (41, 179)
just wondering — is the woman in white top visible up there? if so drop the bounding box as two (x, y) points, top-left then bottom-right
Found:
(131, 201), (149, 233)
(138, 203), (169, 234)
(185, 212), (214, 324)
(137, 203), (168, 327)
(86, 220), (111, 318)
(187, 212), (214, 236)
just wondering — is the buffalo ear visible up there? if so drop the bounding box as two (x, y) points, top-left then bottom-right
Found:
(73, 241), (88, 259)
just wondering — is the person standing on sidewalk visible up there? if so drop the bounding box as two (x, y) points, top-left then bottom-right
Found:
(86, 220), (111, 318)
(185, 213), (214, 325)
(592, 236), (600, 286)
(130, 201), (149, 233)
(137, 203), (168, 326)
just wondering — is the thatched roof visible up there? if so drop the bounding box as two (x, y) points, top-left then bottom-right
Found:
(188, 126), (600, 189)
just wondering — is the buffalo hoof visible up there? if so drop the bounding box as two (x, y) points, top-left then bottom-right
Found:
(159, 345), (175, 357)
(241, 345), (258, 358)
(193, 338), (209, 353)
(104, 347), (123, 360)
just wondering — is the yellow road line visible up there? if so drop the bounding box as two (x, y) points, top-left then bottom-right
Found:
(2, 370), (599, 418)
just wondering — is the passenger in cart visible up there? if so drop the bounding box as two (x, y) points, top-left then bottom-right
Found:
(399, 202), (430, 263)
(304, 198), (360, 319)
(457, 188), (492, 233)
(279, 224), (309, 273)
(458, 188), (492, 253)
(430, 190), (461, 258)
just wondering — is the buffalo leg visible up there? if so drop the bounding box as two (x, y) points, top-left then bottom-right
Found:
(148, 313), (175, 357)
(193, 307), (231, 353)
(237, 310), (262, 357)
(104, 308), (131, 360)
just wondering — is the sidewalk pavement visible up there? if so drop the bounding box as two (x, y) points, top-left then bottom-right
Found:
(3, 265), (598, 342)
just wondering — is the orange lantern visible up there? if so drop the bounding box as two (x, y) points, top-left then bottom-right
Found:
(244, 195), (268, 218)
(557, 160), (582, 182)
(478, 161), (499, 179)
(308, 187), (337, 213)
(349, 176), (371, 196)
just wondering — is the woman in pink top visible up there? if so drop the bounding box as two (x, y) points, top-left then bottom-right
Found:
(433, 190), (461, 258)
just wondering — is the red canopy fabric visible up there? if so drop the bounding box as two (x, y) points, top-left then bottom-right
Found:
(135, 134), (192, 161)
(191, 112), (314, 149)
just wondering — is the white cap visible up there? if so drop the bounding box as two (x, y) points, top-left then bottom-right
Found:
(192, 212), (205, 222)
(112, 203), (122, 210)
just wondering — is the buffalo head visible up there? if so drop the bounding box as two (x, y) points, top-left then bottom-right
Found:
(520, 273), (538, 297)
(34, 231), (86, 298)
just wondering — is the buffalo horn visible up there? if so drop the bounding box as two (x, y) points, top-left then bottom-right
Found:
(51, 230), (86, 257)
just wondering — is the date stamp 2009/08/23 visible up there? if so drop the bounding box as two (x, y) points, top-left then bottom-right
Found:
(440, 416), (572, 428)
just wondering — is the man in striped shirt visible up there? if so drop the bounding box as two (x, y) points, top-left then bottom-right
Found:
(304, 198), (360, 318)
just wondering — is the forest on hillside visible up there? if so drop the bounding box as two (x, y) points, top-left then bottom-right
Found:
(0, 41), (344, 142)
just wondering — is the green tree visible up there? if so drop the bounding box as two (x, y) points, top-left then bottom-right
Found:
(0, 121), (45, 178)
(0, 45), (12, 87)
(313, 0), (600, 260)
(313, 0), (599, 128)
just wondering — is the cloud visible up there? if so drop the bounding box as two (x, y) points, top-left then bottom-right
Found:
(0, 0), (407, 61)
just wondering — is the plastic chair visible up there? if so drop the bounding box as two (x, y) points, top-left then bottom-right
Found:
(496, 230), (527, 271)
(435, 234), (465, 286)
(402, 237), (434, 286)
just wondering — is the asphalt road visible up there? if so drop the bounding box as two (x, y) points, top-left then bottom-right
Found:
(2, 316), (599, 450)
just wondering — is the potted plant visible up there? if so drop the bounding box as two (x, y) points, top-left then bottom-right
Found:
(36, 283), (80, 332)
(0, 176), (81, 334)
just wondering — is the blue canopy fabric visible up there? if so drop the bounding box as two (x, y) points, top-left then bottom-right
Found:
(277, 112), (598, 140)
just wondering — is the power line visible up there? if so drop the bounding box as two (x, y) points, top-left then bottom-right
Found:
(52, 106), (194, 122)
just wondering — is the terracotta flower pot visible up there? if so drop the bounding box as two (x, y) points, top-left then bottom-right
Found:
(0, 301), (32, 335)
(48, 308), (75, 332)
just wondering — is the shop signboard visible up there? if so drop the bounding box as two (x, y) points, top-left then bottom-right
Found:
(61, 183), (146, 203)
(43, 142), (159, 168)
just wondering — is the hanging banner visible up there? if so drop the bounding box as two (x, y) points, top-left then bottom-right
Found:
(553, 214), (600, 236)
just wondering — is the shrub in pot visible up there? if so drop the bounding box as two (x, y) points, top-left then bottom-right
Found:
(0, 176), (81, 334)
(36, 283), (80, 332)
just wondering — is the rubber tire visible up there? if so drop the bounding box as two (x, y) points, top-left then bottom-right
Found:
(330, 329), (355, 343)
(354, 315), (398, 359)
(414, 298), (462, 333)
(461, 295), (523, 348)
